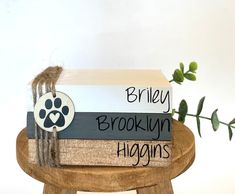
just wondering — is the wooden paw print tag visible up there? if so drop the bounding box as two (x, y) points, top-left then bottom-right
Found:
(34, 92), (75, 132)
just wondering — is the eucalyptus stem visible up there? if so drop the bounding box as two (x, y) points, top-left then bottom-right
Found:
(175, 111), (235, 129)
(170, 62), (235, 140)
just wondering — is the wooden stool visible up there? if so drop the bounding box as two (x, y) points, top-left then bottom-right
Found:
(16, 120), (195, 194)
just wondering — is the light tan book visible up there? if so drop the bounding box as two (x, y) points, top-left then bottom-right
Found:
(28, 139), (171, 167)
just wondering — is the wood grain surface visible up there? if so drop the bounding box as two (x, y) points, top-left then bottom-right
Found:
(137, 181), (173, 194)
(28, 139), (172, 167)
(16, 120), (195, 192)
(43, 184), (76, 194)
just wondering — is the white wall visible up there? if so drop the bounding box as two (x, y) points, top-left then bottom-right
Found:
(0, 0), (235, 193)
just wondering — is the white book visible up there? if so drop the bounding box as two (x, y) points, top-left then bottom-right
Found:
(27, 69), (172, 113)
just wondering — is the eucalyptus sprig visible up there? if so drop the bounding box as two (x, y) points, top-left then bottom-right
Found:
(170, 62), (235, 140)
(169, 62), (198, 84)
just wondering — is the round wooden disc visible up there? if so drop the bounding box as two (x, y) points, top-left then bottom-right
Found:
(16, 120), (195, 192)
(34, 91), (75, 132)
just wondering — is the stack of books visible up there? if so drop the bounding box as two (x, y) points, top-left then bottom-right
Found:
(27, 69), (172, 167)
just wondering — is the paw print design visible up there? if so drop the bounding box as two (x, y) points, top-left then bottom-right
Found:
(39, 98), (69, 128)
(34, 91), (75, 132)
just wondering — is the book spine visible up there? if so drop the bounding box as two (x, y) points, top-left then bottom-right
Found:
(28, 139), (172, 167)
(27, 112), (172, 140)
(27, 85), (172, 113)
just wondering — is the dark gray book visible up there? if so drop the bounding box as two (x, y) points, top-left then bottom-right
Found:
(27, 112), (172, 140)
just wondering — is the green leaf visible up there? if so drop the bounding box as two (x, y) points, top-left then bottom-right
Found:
(229, 118), (235, 125)
(184, 73), (196, 81)
(173, 69), (184, 83)
(228, 118), (235, 141)
(171, 109), (176, 117)
(196, 96), (206, 116)
(178, 100), (188, 123)
(174, 80), (182, 85)
(189, 61), (198, 73)
(180, 63), (184, 73)
(196, 116), (202, 137)
(211, 109), (220, 131)
(228, 126), (233, 141)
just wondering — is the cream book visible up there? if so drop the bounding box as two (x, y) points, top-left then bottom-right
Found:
(27, 69), (172, 113)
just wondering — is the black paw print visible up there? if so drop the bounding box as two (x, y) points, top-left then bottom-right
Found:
(39, 98), (69, 128)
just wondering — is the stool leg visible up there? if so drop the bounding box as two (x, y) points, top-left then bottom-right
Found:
(137, 181), (173, 194)
(43, 184), (77, 194)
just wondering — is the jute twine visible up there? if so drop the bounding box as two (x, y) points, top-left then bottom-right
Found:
(32, 66), (63, 167)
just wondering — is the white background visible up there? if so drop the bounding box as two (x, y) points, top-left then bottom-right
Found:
(0, 0), (235, 193)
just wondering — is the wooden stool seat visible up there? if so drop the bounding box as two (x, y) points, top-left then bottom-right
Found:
(16, 120), (195, 194)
